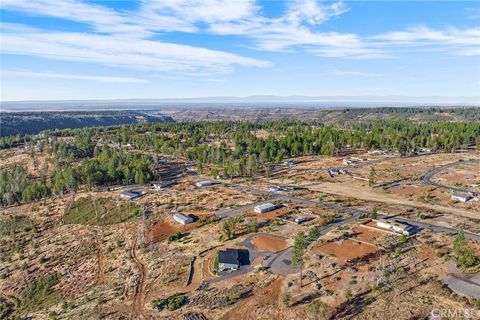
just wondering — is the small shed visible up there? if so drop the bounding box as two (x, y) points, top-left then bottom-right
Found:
(173, 212), (194, 225)
(254, 203), (276, 214)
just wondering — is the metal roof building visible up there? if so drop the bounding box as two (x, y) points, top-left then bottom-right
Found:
(119, 191), (142, 200)
(254, 203), (276, 214)
(172, 212), (194, 225)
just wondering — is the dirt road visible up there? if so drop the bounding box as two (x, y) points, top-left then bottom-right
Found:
(131, 235), (148, 320)
(308, 182), (478, 219)
(94, 235), (106, 284)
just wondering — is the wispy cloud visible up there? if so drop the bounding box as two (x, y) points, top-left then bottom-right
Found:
(1, 0), (479, 74)
(371, 25), (480, 56)
(0, 0), (270, 73)
(1, 23), (270, 74)
(3, 70), (148, 83)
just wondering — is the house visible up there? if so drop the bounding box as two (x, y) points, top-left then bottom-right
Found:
(368, 149), (387, 155)
(294, 217), (309, 224)
(342, 159), (354, 166)
(153, 181), (173, 190)
(120, 191), (142, 200)
(376, 219), (415, 236)
(196, 180), (215, 187)
(172, 212), (194, 225)
(254, 203), (276, 213)
(269, 186), (282, 192)
(281, 185), (300, 191)
(283, 160), (298, 166)
(328, 168), (347, 177)
(451, 192), (474, 203)
(218, 249), (240, 271)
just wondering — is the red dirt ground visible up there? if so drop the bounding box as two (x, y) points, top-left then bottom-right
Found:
(147, 219), (197, 243)
(312, 239), (380, 264)
(251, 235), (289, 253)
(351, 225), (387, 242)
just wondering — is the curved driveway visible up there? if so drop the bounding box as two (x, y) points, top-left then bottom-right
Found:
(420, 159), (479, 194)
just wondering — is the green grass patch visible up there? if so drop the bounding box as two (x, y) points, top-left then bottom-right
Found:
(167, 232), (183, 243)
(63, 197), (140, 225)
(213, 254), (220, 274)
(0, 215), (35, 238)
(18, 273), (60, 312)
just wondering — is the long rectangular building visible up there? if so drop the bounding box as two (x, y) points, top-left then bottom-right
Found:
(173, 212), (194, 225)
(254, 203), (276, 214)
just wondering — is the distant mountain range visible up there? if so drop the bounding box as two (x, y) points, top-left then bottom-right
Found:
(1, 95), (479, 112)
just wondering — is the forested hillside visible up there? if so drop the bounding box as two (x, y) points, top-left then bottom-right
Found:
(0, 111), (174, 136)
(1, 114), (479, 207)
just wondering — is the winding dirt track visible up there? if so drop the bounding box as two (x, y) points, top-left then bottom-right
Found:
(94, 235), (106, 284)
(308, 182), (479, 219)
(131, 235), (148, 320)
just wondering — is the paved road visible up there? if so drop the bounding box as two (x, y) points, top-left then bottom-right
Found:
(420, 159), (480, 194)
(444, 260), (480, 299)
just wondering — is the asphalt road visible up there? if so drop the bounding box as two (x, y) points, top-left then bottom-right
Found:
(420, 159), (480, 194)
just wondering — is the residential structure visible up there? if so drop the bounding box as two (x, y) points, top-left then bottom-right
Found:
(451, 192), (474, 203)
(119, 191), (142, 200)
(218, 249), (240, 271)
(196, 180), (215, 187)
(254, 203), (276, 213)
(153, 181), (173, 190)
(294, 217), (309, 224)
(283, 160), (298, 166)
(376, 219), (416, 236)
(172, 212), (194, 225)
(327, 168), (346, 177)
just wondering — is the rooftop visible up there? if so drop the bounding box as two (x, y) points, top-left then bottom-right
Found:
(173, 212), (192, 221)
(255, 203), (276, 210)
(219, 249), (240, 265)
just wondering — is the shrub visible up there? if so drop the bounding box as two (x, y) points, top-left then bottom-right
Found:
(152, 294), (186, 311)
(307, 300), (329, 320)
(213, 254), (220, 274)
(399, 234), (408, 244)
(167, 294), (186, 310)
(167, 232), (183, 243)
(281, 292), (291, 307)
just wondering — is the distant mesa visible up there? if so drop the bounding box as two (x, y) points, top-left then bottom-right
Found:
(0, 111), (175, 136)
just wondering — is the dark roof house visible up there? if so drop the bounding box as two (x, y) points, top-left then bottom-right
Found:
(218, 249), (240, 271)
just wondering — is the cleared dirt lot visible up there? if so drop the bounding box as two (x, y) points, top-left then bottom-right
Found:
(312, 239), (380, 264)
(251, 234), (289, 253)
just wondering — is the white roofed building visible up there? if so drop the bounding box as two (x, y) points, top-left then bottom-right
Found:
(254, 203), (276, 214)
(172, 212), (194, 225)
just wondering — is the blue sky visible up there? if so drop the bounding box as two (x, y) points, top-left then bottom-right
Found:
(1, 0), (479, 101)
